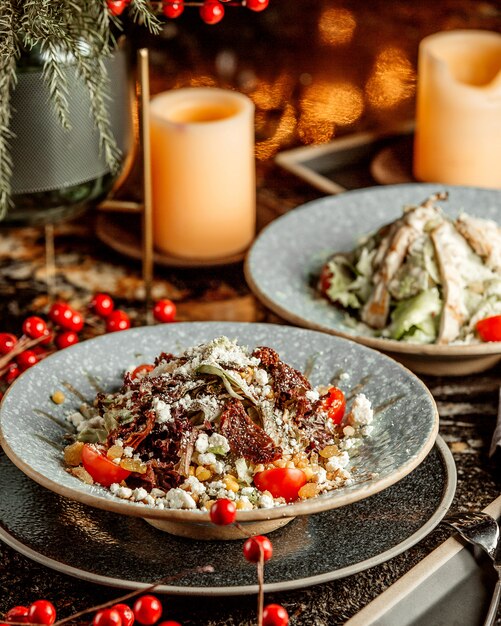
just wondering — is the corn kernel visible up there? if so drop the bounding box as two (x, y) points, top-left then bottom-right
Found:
(188, 465), (196, 476)
(286, 461), (295, 469)
(196, 466), (212, 481)
(120, 458), (147, 474)
(274, 459), (287, 468)
(236, 499), (253, 510)
(254, 464), (265, 474)
(223, 476), (240, 492)
(64, 441), (84, 467)
(107, 444), (124, 460)
(51, 390), (65, 404)
(298, 483), (318, 499)
(303, 467), (315, 481)
(319, 445), (339, 459)
(205, 500), (215, 510)
(296, 459), (308, 468)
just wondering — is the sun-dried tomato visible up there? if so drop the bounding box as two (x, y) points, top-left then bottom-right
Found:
(220, 398), (282, 464)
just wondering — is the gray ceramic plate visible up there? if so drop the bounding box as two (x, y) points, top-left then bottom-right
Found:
(0, 437), (455, 594)
(245, 184), (501, 376)
(0, 322), (438, 526)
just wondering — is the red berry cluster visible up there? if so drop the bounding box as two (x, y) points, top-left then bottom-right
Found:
(1, 600), (56, 626)
(106, 0), (269, 24)
(0, 295), (176, 394)
(209, 499), (289, 626)
(1, 596), (181, 626)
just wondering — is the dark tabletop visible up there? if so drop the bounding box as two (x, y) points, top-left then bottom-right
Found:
(1, 0), (501, 624)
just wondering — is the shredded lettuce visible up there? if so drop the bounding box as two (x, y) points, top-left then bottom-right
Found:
(325, 251), (374, 309)
(388, 288), (442, 342)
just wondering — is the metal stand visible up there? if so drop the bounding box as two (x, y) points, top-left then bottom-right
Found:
(44, 223), (56, 302)
(98, 48), (154, 325)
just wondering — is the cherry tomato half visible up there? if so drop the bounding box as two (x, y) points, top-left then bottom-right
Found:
(476, 315), (501, 342)
(321, 386), (346, 425)
(130, 364), (155, 380)
(253, 468), (307, 502)
(81, 444), (131, 487)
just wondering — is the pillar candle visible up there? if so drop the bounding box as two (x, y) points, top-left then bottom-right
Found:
(413, 30), (501, 188)
(149, 88), (255, 260)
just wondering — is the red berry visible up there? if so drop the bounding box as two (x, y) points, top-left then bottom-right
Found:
(55, 331), (79, 350)
(153, 299), (176, 323)
(106, 310), (131, 333)
(39, 329), (53, 346)
(200, 0), (224, 24)
(112, 605), (134, 626)
(22, 316), (48, 339)
(93, 609), (122, 626)
(243, 535), (273, 563)
(5, 606), (29, 623)
(158, 623), (181, 626)
(5, 364), (20, 384)
(209, 498), (236, 525)
(69, 310), (84, 332)
(91, 293), (115, 318)
(16, 350), (38, 370)
(107, 0), (127, 15)
(162, 1), (184, 18)
(28, 601), (56, 626)
(49, 302), (74, 327)
(245, 0), (269, 10)
(0, 333), (17, 354)
(262, 604), (289, 626)
(132, 596), (162, 626)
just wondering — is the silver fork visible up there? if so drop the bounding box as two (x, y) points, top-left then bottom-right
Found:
(444, 512), (501, 625)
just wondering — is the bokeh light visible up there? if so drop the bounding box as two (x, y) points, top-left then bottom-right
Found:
(365, 47), (416, 110)
(318, 7), (357, 46)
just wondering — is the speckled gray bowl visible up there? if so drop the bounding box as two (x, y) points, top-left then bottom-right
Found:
(0, 322), (438, 539)
(245, 184), (501, 376)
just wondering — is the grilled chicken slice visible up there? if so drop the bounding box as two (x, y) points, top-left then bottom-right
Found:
(430, 221), (467, 344)
(362, 202), (443, 329)
(455, 214), (501, 273)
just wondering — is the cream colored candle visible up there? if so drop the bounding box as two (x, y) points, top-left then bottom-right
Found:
(413, 30), (501, 188)
(149, 88), (255, 260)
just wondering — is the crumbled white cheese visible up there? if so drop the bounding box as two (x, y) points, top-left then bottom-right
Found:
(117, 486), (133, 499)
(123, 446), (134, 458)
(132, 487), (148, 501)
(306, 389), (320, 402)
(347, 393), (374, 426)
(313, 467), (327, 484)
(182, 476), (206, 496)
(195, 432), (209, 454)
(259, 494), (275, 508)
(152, 397), (173, 424)
(150, 488), (166, 498)
(165, 488), (197, 509)
(198, 452), (217, 466)
(208, 433), (230, 454)
(326, 451), (350, 471)
(211, 460), (225, 474)
(253, 368), (268, 385)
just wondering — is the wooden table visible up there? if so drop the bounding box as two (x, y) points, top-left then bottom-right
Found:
(1, 1), (501, 623)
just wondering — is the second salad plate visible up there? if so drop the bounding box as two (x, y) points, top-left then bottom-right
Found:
(245, 184), (501, 375)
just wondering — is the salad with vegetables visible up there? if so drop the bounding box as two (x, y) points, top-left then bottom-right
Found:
(63, 337), (375, 511)
(318, 192), (501, 344)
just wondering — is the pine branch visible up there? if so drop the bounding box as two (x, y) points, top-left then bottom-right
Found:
(0, 0), (20, 220)
(130, 0), (162, 35)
